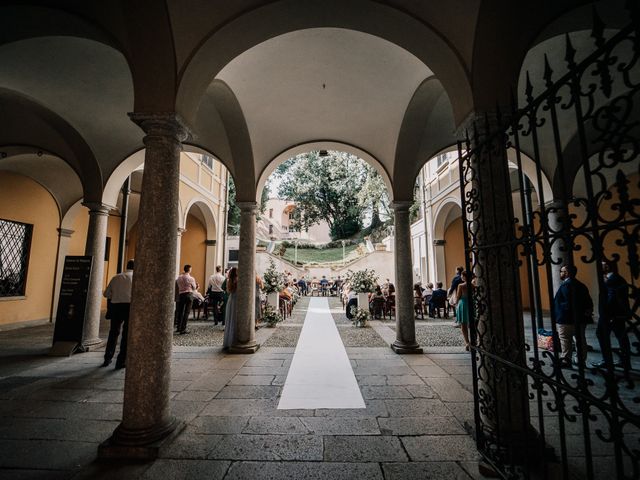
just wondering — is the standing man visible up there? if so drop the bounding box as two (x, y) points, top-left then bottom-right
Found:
(207, 265), (226, 325)
(102, 259), (134, 369)
(297, 276), (307, 296)
(592, 260), (632, 372)
(176, 264), (197, 335)
(553, 264), (592, 368)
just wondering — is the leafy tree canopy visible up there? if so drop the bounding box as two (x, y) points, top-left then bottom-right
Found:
(274, 151), (390, 240)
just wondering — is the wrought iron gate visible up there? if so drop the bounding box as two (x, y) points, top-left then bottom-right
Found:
(458, 8), (639, 480)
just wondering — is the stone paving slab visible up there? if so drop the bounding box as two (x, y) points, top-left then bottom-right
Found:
(0, 468), (75, 480)
(301, 417), (380, 435)
(0, 417), (119, 443)
(382, 461), (472, 479)
(207, 434), (323, 461)
(188, 416), (249, 435)
(141, 459), (230, 480)
(228, 374), (275, 385)
(161, 433), (223, 459)
(224, 461), (383, 480)
(314, 399), (388, 418)
(401, 434), (481, 461)
(216, 385), (282, 399)
(242, 417), (309, 435)
(0, 439), (97, 470)
(378, 416), (466, 436)
(324, 435), (408, 462)
(384, 398), (453, 417)
(361, 385), (413, 399)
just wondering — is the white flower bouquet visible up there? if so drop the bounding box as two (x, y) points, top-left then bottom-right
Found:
(345, 269), (378, 293)
(263, 259), (285, 294)
(350, 306), (370, 328)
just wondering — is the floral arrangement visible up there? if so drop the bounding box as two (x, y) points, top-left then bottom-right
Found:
(345, 269), (378, 293)
(263, 259), (285, 294)
(262, 303), (283, 327)
(350, 306), (370, 328)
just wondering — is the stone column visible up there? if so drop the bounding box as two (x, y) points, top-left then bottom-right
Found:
(230, 202), (259, 354)
(50, 228), (74, 322)
(176, 227), (185, 274)
(464, 111), (531, 460)
(101, 113), (189, 458)
(81, 202), (110, 349)
(205, 239), (217, 281)
(390, 201), (423, 354)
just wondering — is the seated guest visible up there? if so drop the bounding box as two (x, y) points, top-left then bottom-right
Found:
(429, 282), (448, 317)
(346, 288), (358, 319)
(369, 285), (385, 319)
(320, 276), (330, 296)
(423, 282), (434, 315)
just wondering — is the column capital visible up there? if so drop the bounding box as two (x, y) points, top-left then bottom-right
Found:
(57, 228), (74, 238)
(457, 109), (510, 139)
(82, 202), (111, 215)
(128, 112), (192, 143)
(237, 201), (259, 214)
(390, 200), (413, 212)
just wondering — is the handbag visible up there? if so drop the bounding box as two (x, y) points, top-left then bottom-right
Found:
(447, 290), (458, 307)
(536, 328), (556, 352)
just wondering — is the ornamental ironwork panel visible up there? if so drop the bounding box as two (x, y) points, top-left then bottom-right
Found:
(0, 219), (33, 297)
(458, 8), (640, 480)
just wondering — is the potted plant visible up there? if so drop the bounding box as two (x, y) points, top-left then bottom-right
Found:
(262, 303), (283, 328)
(350, 306), (370, 328)
(263, 259), (285, 309)
(345, 269), (378, 310)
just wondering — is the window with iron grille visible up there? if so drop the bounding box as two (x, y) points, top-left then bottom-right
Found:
(0, 219), (33, 297)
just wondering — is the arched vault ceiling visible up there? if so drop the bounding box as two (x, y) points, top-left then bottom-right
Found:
(216, 28), (432, 180)
(0, 153), (83, 217)
(0, 37), (140, 182)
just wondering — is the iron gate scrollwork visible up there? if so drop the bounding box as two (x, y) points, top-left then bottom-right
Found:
(458, 7), (640, 480)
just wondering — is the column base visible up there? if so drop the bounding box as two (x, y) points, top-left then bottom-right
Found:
(79, 337), (104, 351)
(98, 417), (183, 461)
(390, 341), (423, 354)
(228, 342), (260, 354)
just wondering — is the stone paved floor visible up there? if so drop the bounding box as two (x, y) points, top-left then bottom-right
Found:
(0, 298), (484, 479)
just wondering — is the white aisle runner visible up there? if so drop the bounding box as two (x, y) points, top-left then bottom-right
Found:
(278, 297), (365, 409)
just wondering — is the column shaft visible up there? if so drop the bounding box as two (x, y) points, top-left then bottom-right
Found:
(467, 112), (531, 456)
(108, 113), (189, 451)
(81, 204), (110, 348)
(391, 202), (423, 354)
(230, 202), (259, 353)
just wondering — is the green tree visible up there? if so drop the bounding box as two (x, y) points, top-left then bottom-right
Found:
(275, 151), (389, 240)
(226, 179), (241, 235)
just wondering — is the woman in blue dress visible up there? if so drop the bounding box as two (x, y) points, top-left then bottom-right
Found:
(223, 267), (238, 349)
(455, 271), (470, 351)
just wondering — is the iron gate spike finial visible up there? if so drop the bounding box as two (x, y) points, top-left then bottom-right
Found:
(525, 71), (534, 103)
(591, 6), (605, 49)
(564, 33), (577, 69)
(543, 54), (554, 87)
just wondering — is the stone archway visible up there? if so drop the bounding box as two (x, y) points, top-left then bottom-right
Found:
(432, 198), (462, 288)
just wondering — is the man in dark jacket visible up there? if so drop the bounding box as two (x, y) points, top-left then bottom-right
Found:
(429, 282), (448, 318)
(592, 260), (632, 372)
(553, 264), (592, 368)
